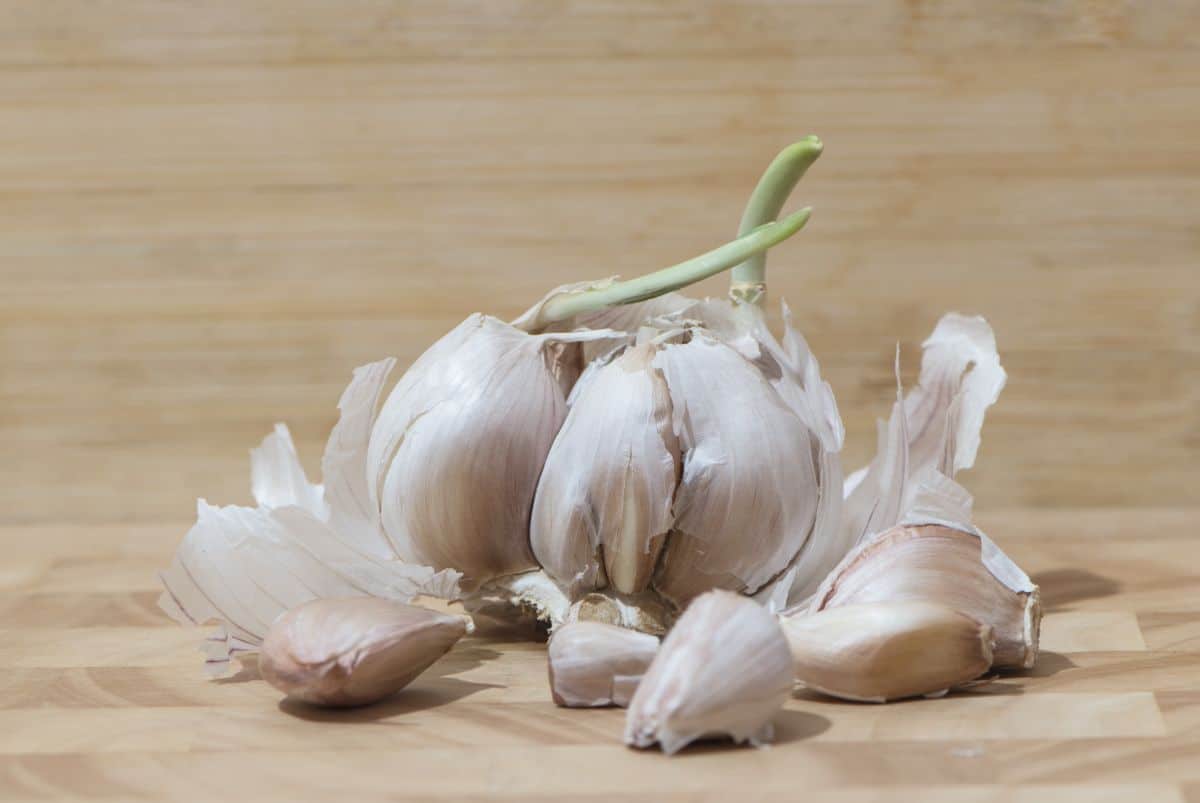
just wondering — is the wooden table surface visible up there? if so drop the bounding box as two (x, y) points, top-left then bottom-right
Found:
(1, 507), (1197, 801)
(2, 1), (1198, 800)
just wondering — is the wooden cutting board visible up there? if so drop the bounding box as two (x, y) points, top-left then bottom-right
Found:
(2, 507), (1196, 801)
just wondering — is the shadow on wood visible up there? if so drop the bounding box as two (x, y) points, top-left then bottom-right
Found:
(645, 710), (833, 757)
(277, 675), (502, 722)
(1032, 569), (1122, 612)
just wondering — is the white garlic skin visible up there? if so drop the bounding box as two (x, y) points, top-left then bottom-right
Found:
(259, 597), (468, 707)
(624, 590), (794, 755)
(811, 524), (1040, 670)
(782, 601), (994, 703)
(548, 621), (659, 708)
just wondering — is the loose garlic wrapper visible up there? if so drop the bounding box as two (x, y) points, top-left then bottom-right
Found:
(158, 137), (1039, 747)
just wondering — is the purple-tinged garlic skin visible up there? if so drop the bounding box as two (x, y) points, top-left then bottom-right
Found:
(625, 591), (794, 755)
(548, 621), (659, 708)
(782, 600), (994, 702)
(811, 524), (1040, 670)
(260, 597), (468, 707)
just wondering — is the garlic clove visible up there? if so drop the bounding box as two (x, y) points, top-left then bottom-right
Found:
(651, 334), (820, 606)
(624, 590), (794, 755)
(811, 523), (1040, 670)
(531, 342), (680, 598)
(367, 314), (617, 590)
(547, 621), (660, 708)
(781, 601), (994, 702)
(259, 597), (469, 707)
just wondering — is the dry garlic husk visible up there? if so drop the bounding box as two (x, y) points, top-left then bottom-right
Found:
(625, 591), (794, 755)
(811, 520), (1040, 670)
(158, 372), (462, 676)
(260, 597), (469, 706)
(781, 601), (993, 702)
(547, 621), (659, 708)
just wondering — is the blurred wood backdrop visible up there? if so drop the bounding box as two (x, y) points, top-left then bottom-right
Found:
(1, 0), (1197, 524)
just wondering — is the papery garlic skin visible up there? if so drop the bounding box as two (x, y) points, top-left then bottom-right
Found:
(811, 522), (1040, 670)
(367, 314), (617, 591)
(782, 601), (993, 702)
(259, 597), (469, 707)
(158, 374), (462, 677)
(548, 621), (659, 708)
(624, 591), (794, 755)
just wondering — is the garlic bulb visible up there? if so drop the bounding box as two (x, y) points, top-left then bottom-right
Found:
(781, 601), (993, 702)
(159, 138), (1036, 708)
(159, 180), (815, 668)
(547, 621), (659, 708)
(260, 597), (469, 706)
(810, 521), (1041, 670)
(625, 590), (794, 755)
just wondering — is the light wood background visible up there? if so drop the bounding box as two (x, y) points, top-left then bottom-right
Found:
(2, 0), (1197, 524)
(2, 2), (1199, 800)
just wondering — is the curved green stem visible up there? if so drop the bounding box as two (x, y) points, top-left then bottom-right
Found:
(730, 136), (823, 305)
(533, 207), (812, 327)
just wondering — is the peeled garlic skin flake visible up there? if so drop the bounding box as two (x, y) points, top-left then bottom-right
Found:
(259, 597), (468, 707)
(625, 590), (794, 755)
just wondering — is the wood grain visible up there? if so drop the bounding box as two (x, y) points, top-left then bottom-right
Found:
(0, 0), (1197, 524)
(1, 2), (1198, 799)
(1, 509), (1198, 800)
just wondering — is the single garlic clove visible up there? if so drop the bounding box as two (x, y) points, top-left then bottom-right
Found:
(811, 524), (1040, 670)
(624, 590), (794, 755)
(781, 601), (994, 703)
(651, 334), (820, 606)
(366, 314), (617, 591)
(259, 597), (469, 707)
(531, 342), (680, 599)
(547, 621), (660, 708)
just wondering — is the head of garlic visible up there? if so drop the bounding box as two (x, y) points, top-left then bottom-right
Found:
(157, 168), (816, 669)
(159, 139), (1039, 700)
